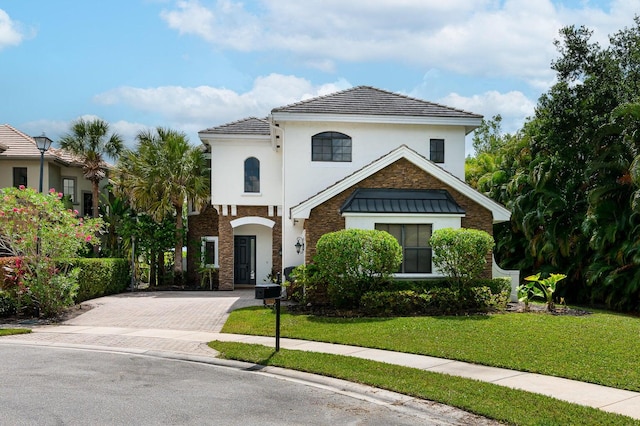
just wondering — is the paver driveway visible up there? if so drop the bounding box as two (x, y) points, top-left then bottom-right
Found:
(64, 289), (261, 332)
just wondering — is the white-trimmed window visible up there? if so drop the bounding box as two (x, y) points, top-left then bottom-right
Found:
(376, 223), (433, 273)
(62, 177), (76, 202)
(201, 236), (219, 268)
(244, 157), (260, 193)
(312, 131), (352, 162)
(430, 139), (445, 163)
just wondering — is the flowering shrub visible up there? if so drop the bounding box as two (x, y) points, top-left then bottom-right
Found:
(0, 186), (103, 317)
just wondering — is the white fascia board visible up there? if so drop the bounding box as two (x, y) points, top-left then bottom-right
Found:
(290, 145), (511, 223)
(271, 112), (482, 129)
(198, 133), (271, 143)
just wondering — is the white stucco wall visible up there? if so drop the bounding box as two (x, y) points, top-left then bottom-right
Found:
(207, 137), (282, 207)
(280, 121), (465, 211)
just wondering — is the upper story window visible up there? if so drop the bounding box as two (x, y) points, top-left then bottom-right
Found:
(430, 139), (445, 163)
(312, 132), (352, 162)
(244, 157), (260, 193)
(13, 167), (27, 188)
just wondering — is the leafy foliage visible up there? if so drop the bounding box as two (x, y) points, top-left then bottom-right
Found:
(314, 229), (402, 308)
(430, 228), (494, 289)
(0, 187), (103, 316)
(466, 18), (640, 311)
(114, 127), (209, 285)
(59, 118), (123, 221)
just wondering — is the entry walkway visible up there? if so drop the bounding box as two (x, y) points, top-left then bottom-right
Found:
(1, 290), (639, 421)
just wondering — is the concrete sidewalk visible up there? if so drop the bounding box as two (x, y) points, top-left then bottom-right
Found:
(1, 290), (639, 421)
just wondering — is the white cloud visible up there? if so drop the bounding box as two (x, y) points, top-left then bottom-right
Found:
(0, 9), (26, 50)
(440, 90), (536, 134)
(94, 74), (352, 130)
(159, 0), (637, 90)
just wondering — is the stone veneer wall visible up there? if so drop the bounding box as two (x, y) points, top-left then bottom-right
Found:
(305, 158), (495, 278)
(217, 205), (282, 290)
(186, 205), (220, 286)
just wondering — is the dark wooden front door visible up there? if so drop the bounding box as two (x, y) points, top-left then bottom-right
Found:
(234, 236), (256, 285)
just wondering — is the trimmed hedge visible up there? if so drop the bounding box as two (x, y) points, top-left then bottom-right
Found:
(62, 258), (130, 302)
(360, 278), (511, 316)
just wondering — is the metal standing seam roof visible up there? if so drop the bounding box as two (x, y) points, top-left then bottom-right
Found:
(271, 86), (482, 119)
(340, 188), (466, 214)
(199, 117), (271, 135)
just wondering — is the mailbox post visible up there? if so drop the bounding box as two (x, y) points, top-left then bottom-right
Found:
(255, 284), (282, 351)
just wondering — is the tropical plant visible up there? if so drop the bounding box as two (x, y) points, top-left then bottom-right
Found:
(59, 118), (124, 220)
(0, 186), (103, 316)
(314, 229), (402, 308)
(114, 127), (209, 285)
(429, 228), (494, 290)
(522, 273), (567, 311)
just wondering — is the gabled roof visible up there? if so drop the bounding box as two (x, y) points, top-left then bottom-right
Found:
(272, 86), (482, 119)
(290, 145), (511, 224)
(340, 188), (465, 215)
(199, 117), (271, 136)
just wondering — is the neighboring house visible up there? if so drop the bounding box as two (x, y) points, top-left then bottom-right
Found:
(188, 86), (519, 299)
(0, 124), (108, 217)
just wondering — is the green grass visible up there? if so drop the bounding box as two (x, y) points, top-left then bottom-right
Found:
(209, 341), (639, 426)
(222, 306), (640, 391)
(0, 328), (31, 336)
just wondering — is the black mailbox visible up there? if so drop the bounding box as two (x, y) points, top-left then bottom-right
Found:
(255, 284), (282, 299)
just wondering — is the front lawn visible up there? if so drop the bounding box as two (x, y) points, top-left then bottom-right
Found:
(209, 341), (638, 426)
(222, 306), (640, 392)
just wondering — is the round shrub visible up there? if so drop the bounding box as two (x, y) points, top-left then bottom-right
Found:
(430, 228), (494, 289)
(315, 229), (402, 308)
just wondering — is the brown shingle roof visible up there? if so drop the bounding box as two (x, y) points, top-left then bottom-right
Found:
(271, 86), (482, 118)
(200, 117), (271, 135)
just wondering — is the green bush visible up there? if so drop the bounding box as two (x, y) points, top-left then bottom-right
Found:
(315, 229), (402, 308)
(360, 279), (510, 316)
(430, 228), (494, 289)
(286, 263), (327, 304)
(62, 258), (130, 302)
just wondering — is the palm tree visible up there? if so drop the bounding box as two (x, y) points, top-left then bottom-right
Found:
(115, 127), (209, 285)
(59, 118), (124, 219)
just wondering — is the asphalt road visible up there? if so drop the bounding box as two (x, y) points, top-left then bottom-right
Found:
(1, 344), (465, 425)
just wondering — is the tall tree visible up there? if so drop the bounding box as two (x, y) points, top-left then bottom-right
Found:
(59, 118), (124, 219)
(492, 17), (640, 309)
(115, 127), (209, 285)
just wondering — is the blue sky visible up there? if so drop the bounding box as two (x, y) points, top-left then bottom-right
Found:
(1, 0), (636, 154)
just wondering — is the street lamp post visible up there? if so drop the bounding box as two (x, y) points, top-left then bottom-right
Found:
(33, 133), (53, 193)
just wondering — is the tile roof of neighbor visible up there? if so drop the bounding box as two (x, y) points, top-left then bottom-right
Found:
(340, 188), (466, 214)
(272, 86), (482, 118)
(200, 117), (271, 135)
(0, 124), (99, 167)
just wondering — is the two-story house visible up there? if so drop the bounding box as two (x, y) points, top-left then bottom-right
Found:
(188, 86), (518, 298)
(0, 124), (107, 216)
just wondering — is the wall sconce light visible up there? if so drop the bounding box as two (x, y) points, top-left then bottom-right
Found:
(295, 237), (305, 254)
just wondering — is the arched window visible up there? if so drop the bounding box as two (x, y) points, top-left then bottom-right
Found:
(312, 131), (352, 162)
(244, 157), (260, 193)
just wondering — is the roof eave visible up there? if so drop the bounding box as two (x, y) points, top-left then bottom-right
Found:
(271, 112), (482, 129)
